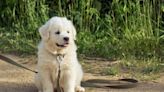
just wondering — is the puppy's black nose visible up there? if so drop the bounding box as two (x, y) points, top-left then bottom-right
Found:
(63, 37), (69, 41)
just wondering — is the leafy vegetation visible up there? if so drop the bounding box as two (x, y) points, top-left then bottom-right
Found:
(0, 0), (164, 61)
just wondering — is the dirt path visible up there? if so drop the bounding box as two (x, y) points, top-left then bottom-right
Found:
(0, 54), (164, 92)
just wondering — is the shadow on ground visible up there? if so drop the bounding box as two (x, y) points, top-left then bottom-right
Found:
(0, 82), (37, 92)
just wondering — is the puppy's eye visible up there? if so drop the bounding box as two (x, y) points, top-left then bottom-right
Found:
(55, 31), (60, 34)
(67, 31), (70, 33)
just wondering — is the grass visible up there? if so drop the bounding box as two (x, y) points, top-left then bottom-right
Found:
(119, 58), (164, 80)
(82, 57), (164, 80)
(101, 67), (119, 76)
(0, 0), (164, 75)
(0, 0), (48, 54)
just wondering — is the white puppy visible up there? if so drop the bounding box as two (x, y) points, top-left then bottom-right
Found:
(35, 16), (85, 92)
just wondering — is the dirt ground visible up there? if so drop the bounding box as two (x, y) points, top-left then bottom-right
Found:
(0, 54), (164, 92)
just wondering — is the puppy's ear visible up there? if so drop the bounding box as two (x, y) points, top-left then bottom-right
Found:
(39, 22), (50, 41)
(69, 21), (77, 40)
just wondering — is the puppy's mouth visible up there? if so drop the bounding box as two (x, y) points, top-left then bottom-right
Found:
(56, 43), (69, 48)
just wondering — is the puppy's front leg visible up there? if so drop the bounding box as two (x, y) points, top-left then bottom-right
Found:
(40, 70), (54, 92)
(63, 70), (76, 92)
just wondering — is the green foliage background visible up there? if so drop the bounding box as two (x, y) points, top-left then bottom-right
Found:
(0, 0), (164, 60)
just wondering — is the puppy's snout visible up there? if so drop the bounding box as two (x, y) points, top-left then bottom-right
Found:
(63, 37), (69, 42)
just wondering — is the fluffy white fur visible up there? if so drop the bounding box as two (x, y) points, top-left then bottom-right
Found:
(35, 16), (85, 92)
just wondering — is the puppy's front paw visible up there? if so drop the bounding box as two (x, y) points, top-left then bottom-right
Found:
(75, 86), (85, 92)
